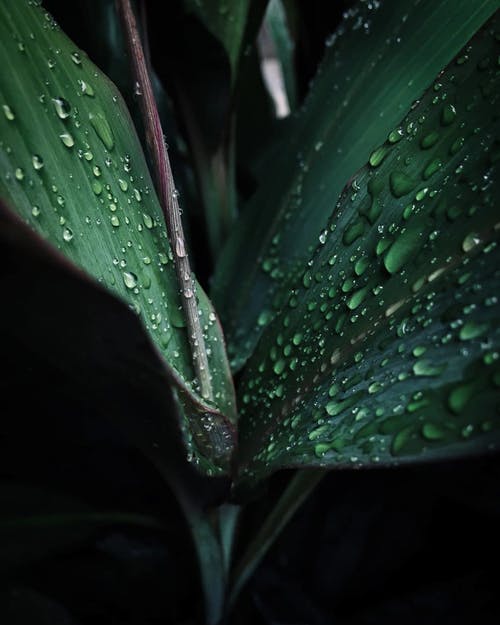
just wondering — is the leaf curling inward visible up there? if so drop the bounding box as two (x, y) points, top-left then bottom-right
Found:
(0, 0), (236, 475)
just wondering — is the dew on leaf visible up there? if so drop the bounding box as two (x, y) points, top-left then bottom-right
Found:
(412, 359), (446, 377)
(2, 104), (15, 120)
(441, 103), (457, 125)
(52, 96), (71, 119)
(123, 271), (138, 289)
(383, 224), (422, 273)
(32, 154), (44, 170)
(59, 132), (74, 147)
(459, 321), (488, 340)
(89, 111), (114, 150)
(389, 171), (416, 197)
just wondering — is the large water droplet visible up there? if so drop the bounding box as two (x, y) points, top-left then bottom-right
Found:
(59, 132), (74, 147)
(2, 104), (15, 120)
(384, 225), (421, 273)
(78, 79), (94, 97)
(89, 111), (114, 150)
(52, 97), (71, 119)
(32, 154), (44, 170)
(441, 103), (456, 125)
(390, 171), (416, 197)
(123, 271), (138, 289)
(462, 232), (481, 253)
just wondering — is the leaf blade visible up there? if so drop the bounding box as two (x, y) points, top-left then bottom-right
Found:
(0, 0), (235, 473)
(235, 14), (500, 486)
(214, 0), (499, 370)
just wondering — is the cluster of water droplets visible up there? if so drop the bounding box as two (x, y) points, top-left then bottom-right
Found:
(236, 23), (500, 480)
(0, 1), (230, 416)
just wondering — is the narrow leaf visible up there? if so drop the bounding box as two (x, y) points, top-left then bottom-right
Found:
(213, 0), (499, 370)
(235, 15), (500, 486)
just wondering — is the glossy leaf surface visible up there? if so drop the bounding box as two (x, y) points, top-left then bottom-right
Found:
(0, 0), (235, 473)
(214, 0), (499, 370)
(235, 16), (500, 486)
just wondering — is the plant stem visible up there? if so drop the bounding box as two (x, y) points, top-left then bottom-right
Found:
(156, 465), (227, 625)
(227, 469), (325, 610)
(117, 0), (213, 401)
(218, 504), (241, 580)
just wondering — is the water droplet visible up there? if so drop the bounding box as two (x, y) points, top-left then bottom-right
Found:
(421, 422), (446, 440)
(15, 167), (24, 181)
(459, 321), (488, 341)
(420, 131), (439, 149)
(123, 271), (138, 289)
(347, 286), (369, 310)
(441, 103), (456, 126)
(32, 154), (44, 170)
(448, 381), (475, 414)
(343, 219), (365, 245)
(110, 215), (120, 227)
(369, 145), (389, 167)
(118, 178), (128, 192)
(273, 359), (286, 375)
(384, 225), (421, 273)
(70, 51), (82, 65)
(59, 132), (74, 147)
(62, 226), (73, 242)
(77, 79), (94, 96)
(32, 205), (41, 217)
(52, 97), (71, 119)
(2, 104), (15, 120)
(412, 359), (446, 377)
(388, 128), (403, 143)
(390, 171), (416, 197)
(462, 232), (481, 253)
(422, 158), (442, 180)
(258, 309), (272, 326)
(89, 111), (114, 150)
(142, 213), (153, 229)
(92, 180), (102, 195)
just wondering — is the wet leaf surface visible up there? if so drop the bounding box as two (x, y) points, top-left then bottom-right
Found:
(235, 14), (500, 486)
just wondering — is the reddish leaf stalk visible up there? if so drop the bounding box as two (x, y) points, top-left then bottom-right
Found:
(117, 0), (213, 401)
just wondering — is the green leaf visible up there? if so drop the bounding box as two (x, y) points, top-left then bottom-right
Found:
(261, 0), (297, 113)
(0, 0), (235, 473)
(183, 0), (251, 79)
(234, 15), (500, 487)
(213, 0), (499, 370)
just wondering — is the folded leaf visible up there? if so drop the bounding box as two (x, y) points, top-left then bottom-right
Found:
(0, 0), (235, 473)
(235, 15), (500, 486)
(213, 0), (499, 370)
(183, 0), (251, 79)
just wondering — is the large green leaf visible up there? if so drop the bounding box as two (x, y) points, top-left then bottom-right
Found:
(0, 0), (235, 473)
(213, 0), (499, 370)
(234, 15), (500, 487)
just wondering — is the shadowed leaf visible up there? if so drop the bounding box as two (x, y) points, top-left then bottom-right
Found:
(213, 0), (499, 371)
(235, 15), (500, 486)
